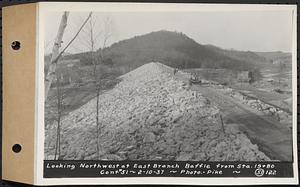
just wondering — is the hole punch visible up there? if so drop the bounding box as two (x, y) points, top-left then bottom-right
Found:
(12, 144), (22, 153)
(11, 41), (21, 50)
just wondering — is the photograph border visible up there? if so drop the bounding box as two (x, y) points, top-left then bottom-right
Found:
(36, 2), (298, 185)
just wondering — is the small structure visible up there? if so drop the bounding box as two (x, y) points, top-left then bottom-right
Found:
(272, 60), (282, 65)
(237, 71), (254, 83)
(55, 59), (82, 86)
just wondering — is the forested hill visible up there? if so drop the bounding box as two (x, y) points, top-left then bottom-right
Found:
(204, 44), (270, 67)
(62, 30), (260, 71)
(254, 51), (292, 62)
(101, 30), (253, 70)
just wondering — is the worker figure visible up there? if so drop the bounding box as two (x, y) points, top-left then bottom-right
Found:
(173, 68), (179, 75)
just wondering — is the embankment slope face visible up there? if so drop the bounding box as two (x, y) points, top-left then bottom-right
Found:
(45, 62), (270, 161)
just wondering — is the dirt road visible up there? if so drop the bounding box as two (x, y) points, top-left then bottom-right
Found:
(191, 84), (293, 161)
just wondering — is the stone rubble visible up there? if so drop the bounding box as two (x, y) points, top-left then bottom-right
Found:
(45, 62), (270, 161)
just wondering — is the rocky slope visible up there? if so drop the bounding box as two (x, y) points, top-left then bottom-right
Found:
(45, 62), (270, 161)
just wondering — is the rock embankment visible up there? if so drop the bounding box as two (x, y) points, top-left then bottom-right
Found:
(45, 62), (270, 161)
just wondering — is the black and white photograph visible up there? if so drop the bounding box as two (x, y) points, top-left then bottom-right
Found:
(43, 4), (295, 167)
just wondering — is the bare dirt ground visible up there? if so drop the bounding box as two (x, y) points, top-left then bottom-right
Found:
(190, 84), (293, 161)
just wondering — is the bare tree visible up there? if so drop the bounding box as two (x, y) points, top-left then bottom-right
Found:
(88, 14), (101, 159)
(46, 12), (92, 160)
(45, 12), (92, 99)
(54, 72), (64, 160)
(78, 13), (113, 159)
(95, 16), (113, 160)
(45, 12), (69, 100)
(278, 60), (286, 87)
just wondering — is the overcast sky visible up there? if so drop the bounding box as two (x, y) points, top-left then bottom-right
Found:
(44, 10), (294, 54)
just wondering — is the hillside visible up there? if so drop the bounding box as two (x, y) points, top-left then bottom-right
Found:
(104, 30), (255, 71)
(205, 44), (269, 68)
(63, 30), (256, 72)
(255, 51), (292, 62)
(45, 62), (270, 161)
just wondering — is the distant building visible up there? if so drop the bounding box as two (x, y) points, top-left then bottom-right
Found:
(54, 59), (83, 86)
(237, 71), (253, 83)
(272, 60), (282, 65)
(59, 59), (81, 67)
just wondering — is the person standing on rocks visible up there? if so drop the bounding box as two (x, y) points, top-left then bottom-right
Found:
(173, 68), (179, 75)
